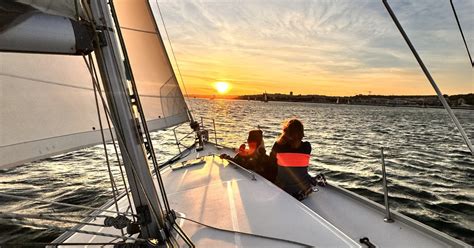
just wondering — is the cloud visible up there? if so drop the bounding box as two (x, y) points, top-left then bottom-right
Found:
(151, 0), (474, 96)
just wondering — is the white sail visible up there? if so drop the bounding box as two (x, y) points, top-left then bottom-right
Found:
(0, 0), (190, 168)
(113, 0), (189, 131)
(0, 52), (110, 168)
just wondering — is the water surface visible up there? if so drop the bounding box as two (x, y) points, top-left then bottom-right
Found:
(1, 99), (473, 245)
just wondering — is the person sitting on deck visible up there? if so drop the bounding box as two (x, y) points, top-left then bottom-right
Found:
(220, 130), (276, 183)
(270, 118), (322, 201)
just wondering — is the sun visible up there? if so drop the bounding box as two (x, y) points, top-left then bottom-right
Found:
(214, 82), (230, 94)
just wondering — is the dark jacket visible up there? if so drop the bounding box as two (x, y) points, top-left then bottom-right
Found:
(231, 146), (276, 183)
(270, 141), (312, 197)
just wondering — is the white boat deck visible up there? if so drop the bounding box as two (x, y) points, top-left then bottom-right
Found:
(57, 143), (358, 247)
(56, 142), (469, 247)
(303, 185), (468, 248)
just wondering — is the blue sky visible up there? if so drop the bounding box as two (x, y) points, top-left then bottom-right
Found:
(151, 0), (473, 96)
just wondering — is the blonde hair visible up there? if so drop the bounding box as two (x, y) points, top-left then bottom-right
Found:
(277, 118), (304, 145)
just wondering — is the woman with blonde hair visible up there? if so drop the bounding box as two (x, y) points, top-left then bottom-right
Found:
(270, 118), (315, 200)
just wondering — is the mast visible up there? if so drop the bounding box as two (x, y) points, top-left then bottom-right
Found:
(87, 0), (168, 240)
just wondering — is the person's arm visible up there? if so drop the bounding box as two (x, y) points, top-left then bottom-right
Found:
(303, 142), (314, 183)
(265, 143), (278, 183)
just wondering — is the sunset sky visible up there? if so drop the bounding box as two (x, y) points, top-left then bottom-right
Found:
(151, 0), (473, 96)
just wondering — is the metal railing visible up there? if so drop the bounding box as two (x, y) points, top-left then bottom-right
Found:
(172, 117), (220, 153)
(200, 116), (219, 147)
(380, 147), (394, 223)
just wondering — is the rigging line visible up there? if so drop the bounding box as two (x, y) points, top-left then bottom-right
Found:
(172, 223), (195, 248)
(81, 58), (169, 236)
(88, 53), (136, 219)
(85, 58), (167, 236)
(89, 1), (180, 238)
(0, 218), (146, 242)
(382, 0), (474, 156)
(85, 0), (152, 235)
(84, 55), (125, 238)
(108, 0), (171, 215)
(177, 216), (313, 247)
(0, 193), (135, 217)
(450, 0), (473, 67)
(154, 0), (193, 111)
(98, 1), (168, 228)
(0, 212), (106, 228)
(85, 55), (124, 201)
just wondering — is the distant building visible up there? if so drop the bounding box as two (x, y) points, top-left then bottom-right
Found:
(290, 91), (293, 96)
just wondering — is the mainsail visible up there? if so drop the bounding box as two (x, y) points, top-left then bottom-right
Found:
(0, 52), (109, 168)
(0, 1), (189, 168)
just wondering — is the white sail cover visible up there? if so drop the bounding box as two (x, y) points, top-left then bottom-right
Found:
(113, 0), (189, 131)
(0, 1), (189, 168)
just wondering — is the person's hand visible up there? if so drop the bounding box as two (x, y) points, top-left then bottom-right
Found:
(311, 174), (327, 187)
(220, 154), (231, 160)
(237, 144), (249, 156)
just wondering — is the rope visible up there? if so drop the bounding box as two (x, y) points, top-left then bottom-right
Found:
(82, 2), (193, 244)
(79, 0), (166, 239)
(0, 192), (134, 217)
(88, 53), (136, 219)
(84, 55), (125, 237)
(177, 216), (313, 247)
(106, 1), (168, 226)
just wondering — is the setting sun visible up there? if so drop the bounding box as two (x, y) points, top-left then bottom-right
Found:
(214, 82), (230, 94)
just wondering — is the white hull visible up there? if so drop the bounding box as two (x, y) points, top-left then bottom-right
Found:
(54, 142), (469, 247)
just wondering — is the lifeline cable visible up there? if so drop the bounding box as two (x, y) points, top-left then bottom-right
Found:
(0, 217), (145, 242)
(0, 192), (134, 217)
(0, 212), (106, 228)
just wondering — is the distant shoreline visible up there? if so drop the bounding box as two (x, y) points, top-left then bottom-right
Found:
(188, 93), (474, 110)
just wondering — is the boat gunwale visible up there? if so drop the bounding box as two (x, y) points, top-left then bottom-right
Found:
(317, 183), (470, 247)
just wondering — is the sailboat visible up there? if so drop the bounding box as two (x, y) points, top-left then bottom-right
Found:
(0, 0), (471, 247)
(263, 92), (268, 102)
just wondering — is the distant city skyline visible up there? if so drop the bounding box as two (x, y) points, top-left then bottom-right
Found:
(152, 0), (473, 96)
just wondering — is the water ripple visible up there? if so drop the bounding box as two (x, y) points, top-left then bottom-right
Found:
(0, 99), (472, 245)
